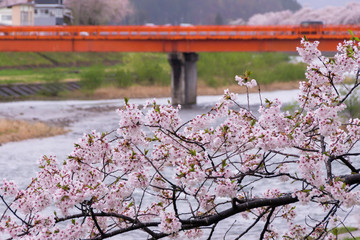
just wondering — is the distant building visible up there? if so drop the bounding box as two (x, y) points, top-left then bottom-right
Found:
(0, 0), (71, 26)
(0, 1), (34, 26)
(34, 0), (66, 25)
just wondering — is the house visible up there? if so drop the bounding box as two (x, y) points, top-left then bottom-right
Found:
(34, 0), (66, 25)
(0, 0), (34, 26)
(0, 0), (70, 26)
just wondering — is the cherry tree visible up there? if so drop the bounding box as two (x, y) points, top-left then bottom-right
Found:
(1, 38), (360, 239)
(246, 2), (360, 25)
(64, 0), (132, 25)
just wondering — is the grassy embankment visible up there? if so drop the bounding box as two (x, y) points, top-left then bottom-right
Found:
(332, 226), (360, 240)
(0, 119), (68, 145)
(0, 51), (306, 98)
(0, 52), (306, 143)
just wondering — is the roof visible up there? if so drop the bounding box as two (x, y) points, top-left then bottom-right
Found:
(35, 0), (61, 4)
(0, 0), (33, 8)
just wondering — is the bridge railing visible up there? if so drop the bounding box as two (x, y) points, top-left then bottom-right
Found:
(0, 25), (358, 40)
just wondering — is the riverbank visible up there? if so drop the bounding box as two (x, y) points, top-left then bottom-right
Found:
(0, 119), (68, 145)
(57, 80), (301, 100)
(0, 82), (300, 144)
(0, 52), (305, 87)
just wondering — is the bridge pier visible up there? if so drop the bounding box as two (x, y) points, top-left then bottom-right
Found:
(168, 52), (199, 105)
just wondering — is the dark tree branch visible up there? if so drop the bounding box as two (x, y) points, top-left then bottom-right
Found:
(0, 195), (32, 228)
(341, 174), (360, 185)
(234, 207), (271, 240)
(90, 208), (105, 238)
(83, 221), (160, 240)
(339, 82), (360, 105)
(181, 194), (298, 229)
(12, 173), (360, 240)
(338, 156), (359, 173)
(207, 222), (218, 240)
(259, 207), (276, 239)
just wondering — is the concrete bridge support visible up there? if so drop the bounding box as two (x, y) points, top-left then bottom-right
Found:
(168, 52), (199, 105)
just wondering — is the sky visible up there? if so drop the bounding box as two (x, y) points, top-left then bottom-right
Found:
(297, 0), (360, 9)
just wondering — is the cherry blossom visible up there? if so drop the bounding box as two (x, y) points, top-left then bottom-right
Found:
(1, 38), (360, 239)
(246, 2), (360, 26)
(64, 0), (132, 25)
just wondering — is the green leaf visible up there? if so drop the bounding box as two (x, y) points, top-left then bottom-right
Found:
(328, 58), (336, 64)
(248, 136), (256, 142)
(303, 35), (308, 41)
(124, 97), (129, 105)
(250, 119), (257, 127)
(189, 149), (196, 156)
(348, 30), (359, 41)
(245, 70), (252, 77)
(72, 219), (76, 225)
(131, 150), (137, 157)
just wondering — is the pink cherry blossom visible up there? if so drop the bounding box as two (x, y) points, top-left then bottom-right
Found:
(1, 38), (360, 239)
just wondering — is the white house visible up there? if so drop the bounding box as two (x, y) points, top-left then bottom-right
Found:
(0, 0), (70, 26)
(0, 0), (34, 26)
(34, 0), (66, 25)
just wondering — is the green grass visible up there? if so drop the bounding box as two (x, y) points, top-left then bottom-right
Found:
(197, 52), (306, 87)
(39, 52), (126, 65)
(124, 53), (170, 86)
(0, 52), (306, 91)
(103, 53), (171, 87)
(332, 226), (358, 235)
(0, 52), (125, 67)
(0, 67), (80, 84)
(331, 226), (359, 240)
(0, 52), (51, 67)
(80, 65), (105, 92)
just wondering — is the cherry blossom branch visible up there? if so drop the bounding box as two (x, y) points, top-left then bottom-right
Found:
(180, 194), (298, 228)
(234, 206), (271, 240)
(206, 222), (218, 240)
(339, 82), (360, 105)
(337, 156), (359, 173)
(259, 207), (276, 239)
(90, 207), (105, 238)
(0, 195), (31, 228)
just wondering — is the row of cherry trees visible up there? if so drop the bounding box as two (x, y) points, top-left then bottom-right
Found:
(245, 2), (360, 25)
(1, 38), (360, 239)
(63, 0), (132, 25)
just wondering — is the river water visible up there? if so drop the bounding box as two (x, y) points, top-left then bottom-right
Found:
(0, 89), (359, 239)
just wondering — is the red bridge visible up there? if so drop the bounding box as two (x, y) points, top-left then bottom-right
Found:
(2, 25), (358, 104)
(0, 25), (357, 52)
